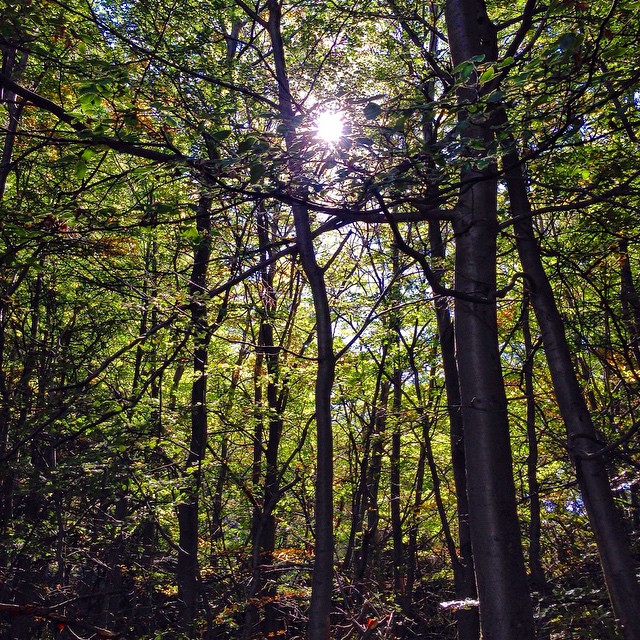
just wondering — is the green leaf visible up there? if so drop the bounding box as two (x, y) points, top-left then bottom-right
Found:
(151, 203), (174, 215)
(181, 226), (200, 241)
(75, 158), (87, 180)
(238, 136), (258, 153)
(210, 129), (233, 141)
(532, 94), (551, 107)
(476, 158), (492, 169)
(453, 61), (474, 81)
(556, 33), (579, 53)
(486, 90), (504, 103)
(81, 148), (97, 161)
(392, 116), (407, 132)
(249, 163), (265, 183)
(479, 67), (495, 83)
(363, 102), (382, 119)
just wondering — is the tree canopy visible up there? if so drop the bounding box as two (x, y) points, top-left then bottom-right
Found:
(1, 0), (640, 639)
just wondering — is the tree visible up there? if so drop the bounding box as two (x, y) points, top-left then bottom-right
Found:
(430, 1), (536, 637)
(2, 0), (640, 638)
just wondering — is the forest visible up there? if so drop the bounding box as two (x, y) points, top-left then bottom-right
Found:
(1, 0), (640, 638)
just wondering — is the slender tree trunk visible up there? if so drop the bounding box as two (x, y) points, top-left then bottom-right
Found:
(389, 248), (405, 605)
(618, 238), (640, 367)
(246, 206), (286, 638)
(521, 298), (547, 593)
(390, 370), (404, 600)
(0, 43), (27, 539)
(444, 1), (535, 637)
(295, 201), (335, 640)
(0, 44), (27, 199)
(343, 358), (388, 580)
(405, 419), (426, 613)
(357, 379), (389, 585)
(132, 224), (161, 432)
(177, 194), (212, 632)
(504, 149), (640, 640)
(617, 238), (640, 533)
(267, 3), (336, 637)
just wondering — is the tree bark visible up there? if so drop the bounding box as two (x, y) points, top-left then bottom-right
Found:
(357, 378), (389, 585)
(246, 205), (286, 638)
(390, 365), (404, 601)
(0, 43), (27, 199)
(0, 40), (28, 541)
(428, 220), (480, 640)
(177, 194), (212, 632)
(521, 298), (547, 593)
(343, 353), (388, 582)
(267, 3), (336, 637)
(444, 1), (535, 637)
(504, 150), (640, 640)
(618, 238), (640, 367)
(389, 247), (406, 605)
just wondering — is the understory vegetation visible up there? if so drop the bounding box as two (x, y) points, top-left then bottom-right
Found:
(1, 0), (640, 638)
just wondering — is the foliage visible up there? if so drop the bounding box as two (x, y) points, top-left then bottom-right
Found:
(1, 0), (639, 638)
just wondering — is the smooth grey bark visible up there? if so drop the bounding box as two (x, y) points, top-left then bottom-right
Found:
(504, 151), (640, 640)
(267, 2), (336, 637)
(413, 26), (479, 635)
(444, 1), (535, 637)
(428, 222), (480, 640)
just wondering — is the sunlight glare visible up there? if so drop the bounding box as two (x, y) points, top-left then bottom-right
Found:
(315, 110), (344, 144)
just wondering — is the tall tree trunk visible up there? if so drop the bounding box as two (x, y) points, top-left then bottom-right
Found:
(267, 3), (336, 637)
(246, 205), (286, 638)
(389, 248), (405, 606)
(445, 1), (535, 637)
(132, 221), (161, 433)
(390, 368), (404, 601)
(294, 198), (335, 640)
(417, 29), (479, 634)
(0, 40), (28, 543)
(177, 194), (212, 632)
(429, 220), (480, 640)
(504, 149), (640, 640)
(616, 238), (640, 533)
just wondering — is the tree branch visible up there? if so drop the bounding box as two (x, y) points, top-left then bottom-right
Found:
(0, 71), (186, 164)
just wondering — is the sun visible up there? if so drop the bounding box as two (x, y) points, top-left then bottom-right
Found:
(315, 110), (344, 144)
